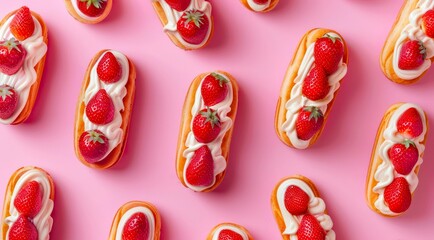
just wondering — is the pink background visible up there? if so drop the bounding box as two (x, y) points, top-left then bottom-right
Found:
(1, 0), (434, 239)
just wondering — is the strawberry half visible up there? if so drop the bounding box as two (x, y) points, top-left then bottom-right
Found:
(218, 229), (244, 240)
(302, 66), (330, 101)
(284, 185), (310, 215)
(422, 10), (434, 38)
(122, 212), (149, 240)
(388, 140), (419, 175)
(296, 214), (326, 240)
(295, 106), (324, 141)
(186, 145), (214, 187)
(177, 10), (209, 45)
(97, 52), (122, 84)
(314, 34), (344, 75)
(86, 89), (115, 125)
(77, 0), (107, 17)
(201, 72), (229, 107)
(397, 107), (423, 139)
(384, 177), (412, 213)
(78, 130), (109, 163)
(0, 38), (27, 75)
(192, 108), (221, 143)
(0, 85), (19, 120)
(10, 6), (35, 41)
(165, 0), (191, 12)
(398, 40), (426, 70)
(14, 181), (42, 218)
(8, 214), (38, 240)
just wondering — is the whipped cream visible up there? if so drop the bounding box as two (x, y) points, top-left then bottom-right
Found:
(70, 0), (107, 21)
(182, 73), (233, 192)
(276, 179), (335, 240)
(152, 0), (212, 49)
(115, 206), (155, 240)
(82, 50), (129, 162)
(392, 0), (434, 80)
(281, 33), (347, 149)
(211, 224), (249, 240)
(247, 0), (271, 12)
(373, 103), (427, 215)
(5, 169), (54, 240)
(0, 15), (47, 124)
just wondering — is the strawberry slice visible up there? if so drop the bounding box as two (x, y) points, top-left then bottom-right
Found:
(397, 107), (423, 139)
(302, 66), (330, 101)
(78, 130), (109, 163)
(295, 106), (324, 141)
(218, 229), (244, 240)
(77, 0), (107, 17)
(296, 214), (326, 240)
(8, 215), (38, 240)
(14, 181), (42, 218)
(192, 108), (221, 143)
(398, 40), (426, 70)
(284, 185), (310, 215)
(85, 89), (115, 125)
(201, 72), (229, 107)
(10, 6), (35, 41)
(0, 85), (19, 120)
(422, 10), (434, 38)
(165, 0), (191, 12)
(384, 177), (412, 213)
(177, 10), (209, 45)
(186, 145), (214, 187)
(97, 52), (122, 84)
(388, 140), (419, 175)
(314, 34), (344, 75)
(0, 38), (27, 75)
(122, 212), (149, 240)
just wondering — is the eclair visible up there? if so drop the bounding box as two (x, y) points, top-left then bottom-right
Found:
(275, 28), (348, 149)
(271, 175), (335, 240)
(1, 166), (55, 240)
(176, 71), (238, 192)
(240, 0), (279, 12)
(74, 49), (136, 169)
(64, 0), (112, 24)
(366, 103), (428, 216)
(109, 201), (161, 240)
(0, 6), (48, 125)
(207, 223), (253, 240)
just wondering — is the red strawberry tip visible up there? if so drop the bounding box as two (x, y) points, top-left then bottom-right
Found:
(210, 72), (228, 87)
(200, 108), (220, 129)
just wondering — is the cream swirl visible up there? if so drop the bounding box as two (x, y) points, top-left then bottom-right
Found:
(373, 103), (427, 215)
(281, 33), (347, 149)
(82, 50), (129, 162)
(0, 15), (47, 125)
(211, 224), (249, 240)
(5, 169), (54, 240)
(115, 207), (155, 240)
(70, 0), (107, 21)
(182, 73), (233, 192)
(392, 0), (434, 80)
(152, 0), (212, 49)
(276, 179), (335, 240)
(247, 0), (271, 12)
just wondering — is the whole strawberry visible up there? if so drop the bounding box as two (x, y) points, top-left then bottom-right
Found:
(314, 34), (344, 75)
(422, 10), (434, 38)
(284, 185), (310, 215)
(397, 107), (423, 138)
(253, 0), (269, 3)
(86, 89), (115, 125)
(296, 214), (325, 240)
(0, 85), (19, 120)
(0, 38), (27, 75)
(78, 0), (107, 17)
(97, 52), (122, 84)
(218, 229), (244, 240)
(384, 177), (411, 213)
(388, 140), (419, 175)
(192, 108), (221, 143)
(79, 130), (109, 163)
(122, 212), (149, 240)
(201, 73), (229, 106)
(398, 40), (426, 70)
(302, 66), (330, 101)
(8, 214), (38, 240)
(10, 6), (35, 41)
(14, 181), (42, 218)
(186, 145), (214, 187)
(165, 0), (191, 12)
(295, 106), (324, 141)
(177, 10), (209, 45)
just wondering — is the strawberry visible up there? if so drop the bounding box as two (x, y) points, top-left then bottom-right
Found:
(8, 215), (38, 240)
(78, 130), (109, 163)
(10, 6), (35, 41)
(388, 140), (419, 175)
(165, 0), (191, 12)
(0, 85), (18, 120)
(185, 145), (214, 187)
(14, 181), (42, 218)
(77, 0), (107, 17)
(85, 89), (114, 125)
(422, 10), (434, 38)
(297, 214), (326, 240)
(302, 66), (330, 101)
(218, 229), (244, 240)
(314, 34), (344, 75)
(295, 106), (324, 141)
(122, 212), (149, 240)
(97, 52), (122, 84)
(201, 72), (229, 107)
(384, 177), (412, 213)
(177, 10), (209, 45)
(192, 108), (221, 143)
(398, 40), (426, 70)
(0, 38), (27, 75)
(397, 107), (423, 139)
(253, 0), (269, 3)
(284, 185), (310, 215)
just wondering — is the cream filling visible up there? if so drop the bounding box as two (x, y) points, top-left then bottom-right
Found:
(247, 0), (271, 12)
(70, 0), (107, 21)
(211, 224), (249, 240)
(115, 207), (155, 240)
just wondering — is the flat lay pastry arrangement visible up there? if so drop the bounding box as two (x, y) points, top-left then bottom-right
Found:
(0, 0), (433, 239)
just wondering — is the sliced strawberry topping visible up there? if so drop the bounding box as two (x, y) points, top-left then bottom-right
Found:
(14, 181), (42, 218)
(10, 6), (35, 41)
(8, 215), (38, 240)
(397, 107), (423, 139)
(186, 145), (214, 187)
(122, 212), (149, 240)
(97, 52), (122, 84)
(218, 229), (244, 240)
(284, 185), (310, 215)
(296, 214), (326, 240)
(86, 89), (115, 125)
(384, 177), (412, 214)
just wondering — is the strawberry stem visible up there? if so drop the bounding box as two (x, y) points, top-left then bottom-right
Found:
(183, 10), (205, 28)
(403, 139), (416, 149)
(211, 72), (229, 87)
(200, 108), (220, 128)
(304, 106), (323, 122)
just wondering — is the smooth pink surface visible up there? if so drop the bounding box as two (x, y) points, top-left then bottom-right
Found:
(1, 0), (434, 239)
